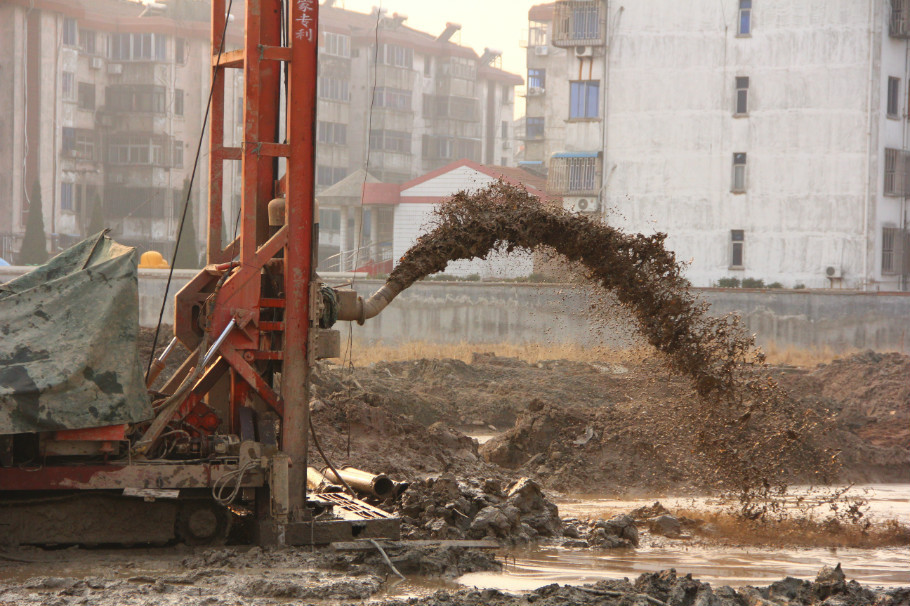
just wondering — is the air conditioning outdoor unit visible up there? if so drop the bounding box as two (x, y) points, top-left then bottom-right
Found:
(563, 196), (599, 213)
(575, 46), (594, 58)
(825, 266), (843, 279)
(527, 87), (544, 96)
(107, 63), (123, 75)
(534, 45), (549, 56)
(90, 57), (104, 70)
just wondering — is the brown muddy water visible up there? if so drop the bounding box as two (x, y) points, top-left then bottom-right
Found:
(451, 484), (910, 593)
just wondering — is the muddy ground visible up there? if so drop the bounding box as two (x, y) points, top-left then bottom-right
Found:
(310, 349), (909, 493)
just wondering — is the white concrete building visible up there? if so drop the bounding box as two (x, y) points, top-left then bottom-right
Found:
(362, 159), (551, 278)
(525, 0), (910, 290)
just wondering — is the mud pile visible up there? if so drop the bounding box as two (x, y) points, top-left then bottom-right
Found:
(382, 182), (838, 506)
(393, 475), (561, 543)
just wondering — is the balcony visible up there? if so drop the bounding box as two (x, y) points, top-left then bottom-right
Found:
(552, 0), (605, 48)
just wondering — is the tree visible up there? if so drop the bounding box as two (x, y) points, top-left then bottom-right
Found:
(87, 194), (105, 235)
(173, 180), (200, 269)
(19, 182), (49, 265)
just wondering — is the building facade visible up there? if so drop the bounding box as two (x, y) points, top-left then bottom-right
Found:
(525, 0), (910, 291)
(0, 0), (243, 263)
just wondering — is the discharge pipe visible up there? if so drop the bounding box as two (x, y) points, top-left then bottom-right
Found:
(334, 283), (403, 325)
(322, 466), (395, 499)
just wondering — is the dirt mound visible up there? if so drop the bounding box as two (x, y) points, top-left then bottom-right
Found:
(393, 475), (561, 543)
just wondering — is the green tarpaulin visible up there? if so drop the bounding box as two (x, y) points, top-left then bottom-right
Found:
(0, 232), (153, 435)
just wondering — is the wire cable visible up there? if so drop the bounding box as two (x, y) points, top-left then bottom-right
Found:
(145, 0), (235, 381)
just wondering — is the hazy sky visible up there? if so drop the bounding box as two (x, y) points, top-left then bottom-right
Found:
(337, 0), (538, 117)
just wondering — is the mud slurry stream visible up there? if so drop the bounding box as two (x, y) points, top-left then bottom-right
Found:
(385, 182), (839, 513)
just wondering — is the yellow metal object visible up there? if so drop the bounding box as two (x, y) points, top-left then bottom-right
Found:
(139, 251), (169, 269)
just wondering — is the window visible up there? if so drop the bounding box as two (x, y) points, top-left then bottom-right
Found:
(572, 3), (600, 40)
(735, 76), (749, 115)
(175, 89), (184, 116)
(738, 0), (752, 35)
(373, 87), (411, 110)
(888, 77), (901, 118)
(548, 155), (599, 193)
(63, 17), (77, 46)
(526, 117), (545, 139)
(176, 38), (187, 64)
(106, 84), (167, 113)
(62, 127), (75, 153)
(316, 165), (347, 186)
(731, 152), (747, 192)
(62, 71), (75, 100)
(61, 183), (74, 211)
(529, 23), (548, 47)
(64, 128), (95, 160)
(319, 208), (341, 231)
(369, 130), (411, 153)
(77, 82), (95, 110)
(528, 68), (546, 89)
(424, 56), (432, 77)
(323, 32), (350, 58)
(884, 148), (910, 195)
(882, 227), (899, 274)
(730, 230), (745, 268)
(317, 76), (350, 102)
(569, 81), (599, 119)
(79, 29), (96, 54)
(501, 120), (509, 139)
(108, 32), (167, 61)
(502, 84), (513, 103)
(449, 57), (476, 80)
(107, 134), (172, 166)
(891, 0), (910, 37)
(317, 121), (347, 145)
(379, 44), (413, 68)
(173, 141), (184, 168)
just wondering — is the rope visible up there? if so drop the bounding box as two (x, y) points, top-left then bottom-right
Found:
(145, 0), (236, 382)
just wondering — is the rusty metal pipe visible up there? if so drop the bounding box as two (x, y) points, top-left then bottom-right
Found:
(335, 283), (402, 325)
(306, 466), (343, 493)
(322, 466), (395, 498)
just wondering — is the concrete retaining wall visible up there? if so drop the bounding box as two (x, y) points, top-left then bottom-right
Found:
(2, 267), (908, 353)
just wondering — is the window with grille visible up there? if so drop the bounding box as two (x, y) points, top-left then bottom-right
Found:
(891, 0), (910, 37)
(738, 0), (752, 35)
(61, 183), (74, 211)
(731, 153), (747, 192)
(552, 1), (603, 45)
(884, 148), (910, 196)
(548, 156), (599, 193)
(735, 76), (749, 115)
(888, 77), (901, 118)
(730, 230), (745, 268)
(570, 81), (599, 119)
(882, 227), (898, 274)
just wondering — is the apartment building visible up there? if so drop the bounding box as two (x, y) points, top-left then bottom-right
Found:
(0, 0), (244, 262)
(314, 4), (522, 265)
(525, 0), (910, 291)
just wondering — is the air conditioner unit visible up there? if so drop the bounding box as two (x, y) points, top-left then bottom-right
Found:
(563, 196), (599, 213)
(90, 57), (104, 70)
(527, 86), (545, 96)
(575, 46), (594, 58)
(825, 266), (843, 279)
(534, 45), (549, 56)
(107, 63), (123, 75)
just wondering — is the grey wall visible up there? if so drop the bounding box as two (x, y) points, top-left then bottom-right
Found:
(2, 267), (908, 353)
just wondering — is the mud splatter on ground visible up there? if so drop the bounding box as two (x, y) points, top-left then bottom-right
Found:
(383, 182), (839, 513)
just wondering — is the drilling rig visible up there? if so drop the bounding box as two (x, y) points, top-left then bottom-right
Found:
(0, 0), (404, 546)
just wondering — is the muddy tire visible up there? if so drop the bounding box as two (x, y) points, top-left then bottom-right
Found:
(176, 500), (231, 546)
